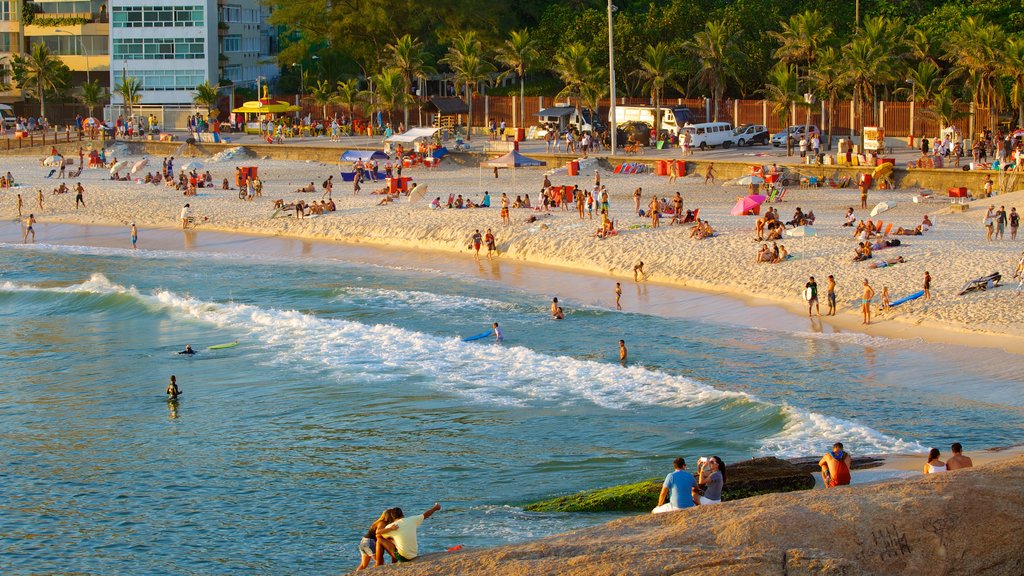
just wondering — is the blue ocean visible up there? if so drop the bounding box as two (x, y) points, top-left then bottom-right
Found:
(1, 228), (1022, 574)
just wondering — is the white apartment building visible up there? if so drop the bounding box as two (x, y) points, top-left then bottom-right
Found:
(108, 0), (276, 108)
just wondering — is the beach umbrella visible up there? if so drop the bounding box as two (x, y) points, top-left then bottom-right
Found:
(872, 162), (894, 179)
(83, 117), (101, 128)
(870, 200), (896, 217)
(730, 194), (766, 216)
(409, 183), (429, 203)
(131, 158), (149, 174)
(110, 160), (130, 175)
(733, 175), (764, 186)
(785, 225), (817, 238)
(481, 150), (547, 194)
(181, 160), (203, 172)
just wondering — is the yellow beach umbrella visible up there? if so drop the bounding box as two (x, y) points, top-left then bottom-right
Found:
(231, 100), (301, 114)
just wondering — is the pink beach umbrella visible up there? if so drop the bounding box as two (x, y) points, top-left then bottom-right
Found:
(730, 194), (766, 216)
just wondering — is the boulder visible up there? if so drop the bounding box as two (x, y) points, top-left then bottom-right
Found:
(374, 456), (1024, 576)
(525, 457), (815, 512)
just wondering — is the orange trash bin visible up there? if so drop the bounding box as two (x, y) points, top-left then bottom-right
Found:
(567, 160), (579, 176)
(655, 160), (669, 176)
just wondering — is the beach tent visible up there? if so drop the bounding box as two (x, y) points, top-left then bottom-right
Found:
(340, 150), (389, 162)
(385, 127), (440, 144)
(482, 150), (547, 193)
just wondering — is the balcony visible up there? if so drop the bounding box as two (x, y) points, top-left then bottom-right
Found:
(24, 22), (108, 36)
(58, 54), (110, 72)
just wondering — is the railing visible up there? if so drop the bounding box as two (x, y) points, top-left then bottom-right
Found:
(0, 127), (105, 151)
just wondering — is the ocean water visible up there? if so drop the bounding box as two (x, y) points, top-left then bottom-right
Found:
(1, 238), (1022, 574)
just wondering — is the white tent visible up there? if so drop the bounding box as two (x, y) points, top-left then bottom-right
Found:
(385, 127), (440, 144)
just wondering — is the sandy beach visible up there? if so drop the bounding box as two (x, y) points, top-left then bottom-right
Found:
(3, 144), (1024, 353)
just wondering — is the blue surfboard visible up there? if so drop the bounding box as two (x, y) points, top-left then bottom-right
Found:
(462, 331), (492, 342)
(890, 290), (925, 308)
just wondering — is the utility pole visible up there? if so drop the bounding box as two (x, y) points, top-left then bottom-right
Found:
(608, 0), (617, 153)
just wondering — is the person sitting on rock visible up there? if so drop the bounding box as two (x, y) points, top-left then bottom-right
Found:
(652, 457), (697, 513)
(819, 442), (852, 488)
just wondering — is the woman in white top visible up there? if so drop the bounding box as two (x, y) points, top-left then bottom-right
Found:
(924, 448), (946, 474)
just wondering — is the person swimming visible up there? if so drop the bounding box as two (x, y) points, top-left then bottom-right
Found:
(178, 344), (195, 355)
(167, 375), (181, 399)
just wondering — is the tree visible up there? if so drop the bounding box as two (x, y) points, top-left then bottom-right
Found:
(306, 79), (336, 120)
(761, 63), (801, 156)
(387, 34), (434, 129)
(945, 17), (1006, 137)
(115, 76), (143, 118)
(920, 88), (967, 132)
(901, 60), (943, 137)
(770, 10), (832, 138)
(808, 46), (848, 151)
(335, 78), (362, 122)
(441, 31), (494, 140)
(635, 43), (683, 139)
(841, 32), (896, 140)
(79, 79), (107, 118)
(685, 20), (740, 121)
(10, 42), (68, 119)
(495, 29), (539, 129)
(1003, 38), (1024, 128)
(550, 43), (596, 133)
(193, 81), (221, 119)
(371, 67), (409, 125)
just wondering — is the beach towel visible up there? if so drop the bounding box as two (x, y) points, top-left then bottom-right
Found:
(46, 169), (56, 178)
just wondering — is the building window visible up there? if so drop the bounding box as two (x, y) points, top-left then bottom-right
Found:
(221, 36), (240, 53)
(33, 0), (102, 14)
(222, 65), (241, 83)
(220, 4), (240, 22)
(111, 5), (204, 28)
(113, 38), (204, 60)
(0, 1), (14, 21)
(27, 35), (109, 56)
(242, 37), (259, 53)
(125, 69), (206, 91)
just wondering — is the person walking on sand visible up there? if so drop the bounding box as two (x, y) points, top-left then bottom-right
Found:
(652, 457), (697, 513)
(16, 193), (23, 217)
(923, 271), (932, 300)
(859, 177), (869, 209)
(668, 160), (679, 183)
(826, 275), (837, 316)
(619, 339), (627, 365)
(923, 448), (946, 474)
(180, 203), (191, 229)
(130, 222), (138, 249)
(861, 279), (875, 324)
(648, 196), (660, 228)
(75, 183), (85, 209)
(501, 193), (510, 225)
(322, 175), (334, 199)
(374, 502), (442, 565)
(996, 205), (1007, 240)
(946, 442), (973, 470)
(984, 205), (995, 241)
(1010, 207), (1019, 240)
(632, 187), (642, 215)
(22, 213), (36, 243)
(615, 282), (622, 310)
(819, 442), (852, 488)
(670, 192), (684, 225)
(484, 228), (496, 257)
(634, 261), (646, 282)
(704, 163), (716, 185)
(805, 276), (820, 316)
(471, 229), (482, 258)
(37, 188), (44, 211)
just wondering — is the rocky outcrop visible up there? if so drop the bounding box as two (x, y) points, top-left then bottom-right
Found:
(373, 457), (1024, 575)
(525, 457), (817, 512)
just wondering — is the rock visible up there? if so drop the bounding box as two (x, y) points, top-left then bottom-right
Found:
(524, 457), (815, 512)
(375, 456), (1024, 576)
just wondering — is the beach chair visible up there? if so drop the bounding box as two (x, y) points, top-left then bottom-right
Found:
(775, 188), (788, 202)
(883, 223), (893, 236)
(613, 164), (623, 174)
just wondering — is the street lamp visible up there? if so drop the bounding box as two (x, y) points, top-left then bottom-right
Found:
(54, 28), (90, 84)
(607, 1), (617, 153)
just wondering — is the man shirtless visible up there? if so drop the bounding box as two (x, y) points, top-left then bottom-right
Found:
(819, 442), (852, 488)
(946, 443), (973, 470)
(619, 340), (627, 365)
(23, 213), (36, 243)
(634, 261), (646, 282)
(861, 279), (875, 324)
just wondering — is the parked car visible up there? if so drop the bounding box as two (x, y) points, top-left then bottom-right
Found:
(733, 124), (769, 146)
(617, 121), (652, 147)
(771, 125), (821, 147)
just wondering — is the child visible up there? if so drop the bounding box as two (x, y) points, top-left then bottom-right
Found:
(880, 286), (891, 313)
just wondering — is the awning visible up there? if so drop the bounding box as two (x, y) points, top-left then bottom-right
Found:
(386, 127), (440, 143)
(231, 100), (301, 114)
(535, 106), (575, 118)
(340, 150), (390, 162)
(483, 150), (546, 168)
(430, 97), (469, 115)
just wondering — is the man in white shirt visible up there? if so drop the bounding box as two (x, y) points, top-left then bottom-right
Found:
(376, 502), (442, 564)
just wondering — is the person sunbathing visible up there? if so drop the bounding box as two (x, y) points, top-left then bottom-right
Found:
(377, 195), (394, 206)
(893, 225), (923, 236)
(868, 256), (906, 269)
(294, 182), (315, 193)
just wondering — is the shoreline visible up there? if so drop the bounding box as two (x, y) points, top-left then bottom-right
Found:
(7, 216), (1024, 356)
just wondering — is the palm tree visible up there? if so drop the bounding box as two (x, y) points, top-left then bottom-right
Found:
(945, 17), (1006, 134)
(550, 43), (596, 132)
(335, 78), (362, 122)
(115, 76), (142, 118)
(920, 89), (968, 133)
(79, 79), (107, 118)
(761, 63), (801, 156)
(901, 61), (943, 138)
(306, 79), (336, 120)
(808, 46), (848, 151)
(685, 20), (740, 121)
(770, 10), (832, 137)
(635, 43), (683, 138)
(1003, 38), (1024, 128)
(441, 32), (494, 140)
(387, 34), (435, 128)
(371, 67), (409, 125)
(10, 42), (66, 119)
(193, 81), (221, 119)
(841, 34), (892, 141)
(495, 29), (539, 129)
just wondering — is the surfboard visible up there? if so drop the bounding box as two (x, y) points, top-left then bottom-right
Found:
(461, 331), (492, 342)
(889, 290), (925, 308)
(208, 341), (239, 350)
(804, 287), (814, 301)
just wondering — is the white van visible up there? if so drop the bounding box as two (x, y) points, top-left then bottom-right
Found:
(0, 104), (16, 129)
(683, 121), (735, 150)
